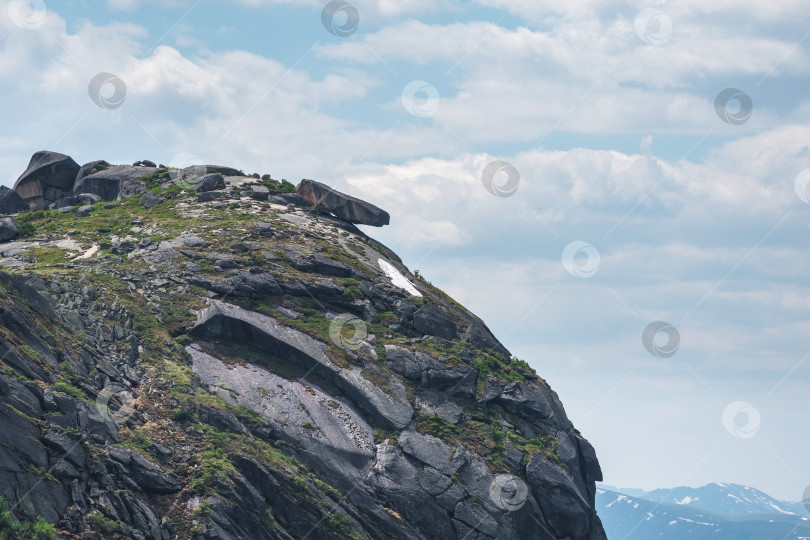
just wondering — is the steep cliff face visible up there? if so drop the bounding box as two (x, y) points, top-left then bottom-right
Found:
(0, 155), (605, 539)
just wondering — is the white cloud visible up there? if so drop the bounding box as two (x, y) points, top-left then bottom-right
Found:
(317, 18), (809, 82)
(476, 0), (810, 22)
(392, 216), (468, 247)
(315, 17), (808, 139)
(105, 0), (448, 20)
(106, 0), (190, 9)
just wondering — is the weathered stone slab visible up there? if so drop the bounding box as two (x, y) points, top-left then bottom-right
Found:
(297, 179), (390, 226)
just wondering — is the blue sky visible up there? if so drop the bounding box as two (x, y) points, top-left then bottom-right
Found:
(2, 0), (810, 502)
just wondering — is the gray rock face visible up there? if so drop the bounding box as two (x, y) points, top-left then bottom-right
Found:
(277, 275), (344, 299)
(527, 455), (594, 539)
(249, 185), (269, 200)
(191, 269), (284, 298)
(0, 186), (29, 214)
(75, 160), (111, 183)
(139, 192), (162, 208)
(414, 391), (464, 424)
(197, 191), (224, 202)
(13, 151), (81, 210)
(288, 252), (351, 277)
(462, 317), (511, 358)
(256, 222), (273, 236)
(397, 431), (466, 475)
(73, 165), (156, 201)
(495, 380), (568, 426)
(0, 217), (19, 243)
(383, 345), (477, 398)
(108, 447), (181, 494)
(367, 440), (461, 538)
(181, 164), (242, 179)
(54, 193), (102, 209)
(366, 438), (563, 540)
(190, 345), (375, 458)
(0, 271), (155, 531)
(170, 165), (241, 191)
(140, 233), (209, 267)
(194, 173), (223, 192)
(297, 179), (390, 226)
(385, 345), (428, 380)
(189, 300), (413, 429)
(413, 304), (457, 340)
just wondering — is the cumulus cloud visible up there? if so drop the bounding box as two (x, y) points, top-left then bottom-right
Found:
(315, 16), (808, 141)
(106, 0), (449, 20)
(476, 0), (810, 22)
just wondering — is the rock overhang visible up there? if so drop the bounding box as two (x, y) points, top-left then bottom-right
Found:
(297, 178), (391, 227)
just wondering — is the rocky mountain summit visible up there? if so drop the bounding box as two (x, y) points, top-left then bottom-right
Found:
(0, 151), (605, 539)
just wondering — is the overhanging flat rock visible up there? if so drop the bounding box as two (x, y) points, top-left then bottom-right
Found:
(297, 179), (390, 227)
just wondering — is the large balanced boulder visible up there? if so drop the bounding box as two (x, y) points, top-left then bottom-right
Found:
(296, 179), (390, 227)
(73, 165), (156, 201)
(0, 187), (29, 214)
(13, 151), (81, 210)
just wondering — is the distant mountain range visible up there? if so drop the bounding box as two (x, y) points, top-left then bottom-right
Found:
(597, 483), (810, 539)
